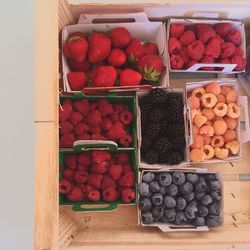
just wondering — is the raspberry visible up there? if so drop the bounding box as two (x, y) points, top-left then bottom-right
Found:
(59, 103), (72, 122)
(170, 23), (185, 38)
(187, 40), (204, 60)
(78, 152), (92, 166)
(88, 190), (101, 202)
(168, 37), (181, 54)
(204, 38), (221, 59)
(89, 126), (101, 134)
(60, 121), (74, 135)
(113, 103), (126, 113)
(74, 123), (89, 136)
(214, 23), (232, 38)
(59, 178), (72, 194)
(107, 122), (127, 140)
(87, 174), (103, 190)
(119, 110), (132, 125)
(121, 188), (135, 203)
(226, 29), (242, 46)
(200, 56), (215, 71)
(221, 42), (236, 58)
(60, 133), (75, 148)
(77, 164), (89, 172)
(218, 58), (230, 64)
(69, 111), (83, 125)
(92, 151), (111, 163)
(179, 30), (196, 46)
(101, 118), (113, 131)
(76, 134), (90, 140)
(116, 153), (130, 164)
(92, 161), (109, 174)
(66, 187), (84, 202)
(73, 99), (90, 116)
(64, 154), (77, 169)
(110, 112), (119, 123)
(196, 23), (216, 43)
(119, 134), (133, 147)
(170, 54), (184, 69)
(87, 110), (102, 126)
(102, 188), (119, 202)
(233, 47), (243, 57)
(74, 171), (88, 184)
(231, 56), (246, 71)
(122, 163), (132, 173)
(119, 172), (135, 187)
(91, 134), (105, 140)
(186, 60), (198, 69)
(90, 102), (98, 111)
(97, 99), (114, 117)
(109, 164), (123, 181)
(178, 47), (190, 65)
(63, 168), (75, 181)
(85, 184), (95, 194)
(101, 174), (117, 190)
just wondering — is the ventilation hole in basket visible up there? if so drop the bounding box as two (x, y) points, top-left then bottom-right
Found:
(231, 193), (236, 198)
(233, 222), (238, 228)
(232, 215), (237, 221)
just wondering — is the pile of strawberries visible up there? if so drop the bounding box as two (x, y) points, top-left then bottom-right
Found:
(63, 27), (164, 90)
(168, 22), (246, 71)
(59, 151), (136, 203)
(59, 98), (133, 147)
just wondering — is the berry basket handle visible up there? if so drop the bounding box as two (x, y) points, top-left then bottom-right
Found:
(238, 96), (250, 143)
(189, 11), (222, 19)
(186, 63), (237, 73)
(72, 203), (118, 212)
(186, 100), (194, 146)
(157, 224), (209, 232)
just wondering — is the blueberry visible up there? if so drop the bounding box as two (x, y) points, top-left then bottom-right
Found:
(194, 216), (205, 226)
(195, 191), (206, 201)
(205, 174), (216, 181)
(143, 172), (155, 183)
(175, 212), (187, 225)
(164, 196), (176, 208)
(159, 186), (167, 195)
(201, 195), (213, 206)
(179, 182), (193, 195)
(198, 176), (206, 183)
(166, 184), (178, 196)
(176, 197), (187, 211)
(139, 197), (152, 211)
(184, 192), (194, 202)
(188, 200), (198, 207)
(209, 180), (221, 191)
(152, 206), (165, 219)
(198, 206), (209, 217)
(172, 171), (186, 186)
(149, 181), (160, 193)
(146, 191), (152, 198)
(164, 208), (176, 222)
(211, 190), (222, 201)
(186, 173), (199, 184)
(138, 183), (149, 197)
(209, 203), (220, 215)
(206, 215), (221, 227)
(195, 180), (207, 193)
(158, 172), (172, 187)
(184, 205), (198, 220)
(151, 193), (163, 206)
(141, 211), (154, 224)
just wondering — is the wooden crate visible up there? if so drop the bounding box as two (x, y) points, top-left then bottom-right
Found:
(35, 0), (250, 249)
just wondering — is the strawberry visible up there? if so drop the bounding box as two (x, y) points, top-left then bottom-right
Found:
(143, 42), (159, 55)
(67, 72), (86, 91)
(138, 55), (164, 82)
(69, 59), (90, 72)
(107, 48), (126, 67)
(88, 32), (111, 63)
(125, 39), (144, 63)
(111, 27), (131, 48)
(120, 68), (142, 86)
(90, 66), (117, 87)
(63, 36), (88, 62)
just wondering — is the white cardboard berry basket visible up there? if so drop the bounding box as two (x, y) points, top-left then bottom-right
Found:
(186, 79), (250, 164)
(62, 12), (168, 94)
(138, 168), (224, 232)
(166, 18), (246, 73)
(137, 88), (193, 169)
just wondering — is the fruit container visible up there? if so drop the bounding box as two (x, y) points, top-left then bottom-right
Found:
(138, 168), (224, 232)
(59, 142), (138, 211)
(186, 79), (250, 164)
(166, 18), (246, 73)
(62, 12), (168, 94)
(59, 93), (137, 150)
(137, 88), (193, 169)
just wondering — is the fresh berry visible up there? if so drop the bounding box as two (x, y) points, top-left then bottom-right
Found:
(119, 172), (134, 187)
(111, 27), (131, 48)
(97, 99), (113, 117)
(59, 103), (72, 122)
(92, 161), (108, 174)
(66, 187), (84, 202)
(195, 191), (206, 201)
(90, 66), (117, 87)
(67, 72), (86, 91)
(170, 54), (184, 69)
(201, 194), (213, 206)
(77, 134), (90, 140)
(77, 164), (89, 172)
(170, 23), (185, 38)
(107, 122), (127, 140)
(109, 164), (123, 181)
(60, 133), (75, 147)
(195, 180), (207, 193)
(89, 126), (101, 134)
(138, 183), (150, 197)
(87, 174), (103, 190)
(74, 123), (89, 136)
(158, 173), (172, 187)
(195, 217), (205, 226)
(168, 37), (181, 54)
(214, 23), (232, 38)
(100, 174), (117, 190)
(139, 197), (152, 212)
(200, 56), (214, 71)
(196, 24), (216, 44)
(226, 29), (241, 46)
(78, 152), (92, 165)
(119, 68), (142, 86)
(101, 118), (113, 131)
(116, 153), (130, 164)
(64, 154), (77, 169)
(74, 171), (88, 183)
(148, 88), (168, 104)
(149, 181), (160, 193)
(87, 110), (101, 126)
(102, 187), (119, 202)
(125, 39), (144, 63)
(178, 47), (190, 65)
(152, 206), (164, 220)
(209, 202), (220, 215)
(232, 47), (243, 57)
(172, 171), (186, 186)
(69, 58), (90, 72)
(198, 205), (209, 217)
(164, 208), (176, 222)
(186, 60), (198, 68)
(119, 134), (133, 147)
(231, 55), (246, 71)
(184, 204), (197, 219)
(141, 211), (154, 224)
(119, 110), (132, 125)
(221, 42), (236, 58)
(211, 190), (222, 201)
(179, 30), (196, 46)
(143, 42), (159, 55)
(176, 197), (187, 211)
(110, 112), (119, 123)
(164, 196), (176, 208)
(179, 182), (193, 195)
(186, 173), (199, 184)
(69, 111), (83, 125)
(209, 180), (221, 191)
(151, 193), (163, 206)
(206, 215), (221, 227)
(92, 151), (111, 163)
(107, 48), (126, 67)
(88, 190), (100, 202)
(113, 103), (126, 114)
(187, 40), (204, 60)
(175, 212), (187, 225)
(143, 150), (159, 164)
(73, 99), (90, 116)
(142, 172), (155, 183)
(59, 178), (72, 194)
(121, 188), (135, 203)
(122, 163), (132, 173)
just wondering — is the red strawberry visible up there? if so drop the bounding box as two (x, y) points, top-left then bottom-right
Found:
(143, 42), (159, 55)
(107, 122), (127, 140)
(138, 55), (164, 82)
(102, 187), (119, 202)
(74, 171), (88, 184)
(92, 151), (111, 163)
(119, 134), (133, 147)
(74, 123), (89, 136)
(78, 152), (92, 166)
(121, 188), (135, 203)
(88, 190), (101, 202)
(101, 174), (117, 190)
(66, 187), (84, 202)
(87, 110), (102, 126)
(111, 27), (131, 48)
(60, 133), (75, 147)
(67, 72), (86, 91)
(101, 118), (113, 131)
(170, 23), (185, 38)
(59, 178), (73, 194)
(73, 99), (90, 116)
(69, 59), (90, 72)
(109, 164), (123, 181)
(116, 153), (130, 164)
(63, 168), (75, 181)
(87, 174), (103, 189)
(120, 68), (142, 86)
(59, 103), (72, 122)
(125, 39), (144, 63)
(69, 111), (83, 125)
(107, 48), (126, 67)
(214, 23), (232, 38)
(92, 161), (109, 174)
(63, 36), (88, 62)
(119, 110), (132, 125)
(90, 66), (117, 87)
(88, 32), (111, 63)
(59, 121), (74, 135)
(64, 154), (77, 169)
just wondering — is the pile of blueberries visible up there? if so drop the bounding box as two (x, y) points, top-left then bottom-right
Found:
(138, 171), (222, 227)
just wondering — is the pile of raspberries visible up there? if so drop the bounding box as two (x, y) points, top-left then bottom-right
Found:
(59, 98), (133, 147)
(168, 22), (246, 71)
(59, 151), (136, 203)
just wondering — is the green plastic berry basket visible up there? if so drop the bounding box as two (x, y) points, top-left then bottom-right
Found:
(59, 142), (138, 212)
(59, 93), (137, 150)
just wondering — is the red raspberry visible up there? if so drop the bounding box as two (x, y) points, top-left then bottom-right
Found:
(179, 30), (196, 46)
(186, 25), (197, 33)
(76, 183), (88, 200)
(101, 118), (113, 131)
(60, 133), (75, 148)
(204, 38), (221, 59)
(90, 102), (98, 111)
(187, 40), (204, 61)
(74, 171), (88, 184)
(60, 121), (74, 135)
(92, 161), (109, 174)
(69, 58), (90, 72)
(118, 172), (135, 187)
(78, 152), (92, 166)
(186, 60), (198, 69)
(221, 42), (236, 58)
(196, 23), (216, 44)
(110, 112), (119, 123)
(101, 174), (117, 190)
(87, 174), (103, 190)
(59, 165), (62, 172)
(143, 42), (159, 55)
(116, 153), (130, 164)
(113, 103), (126, 113)
(91, 134), (106, 140)
(74, 123), (89, 136)
(233, 47), (243, 57)
(231, 56), (246, 71)
(200, 56), (215, 71)
(119, 110), (132, 125)
(88, 190), (101, 202)
(92, 151), (111, 163)
(66, 187), (83, 202)
(85, 184), (95, 194)
(109, 164), (123, 181)
(168, 37), (181, 55)
(119, 134), (133, 147)
(97, 99), (114, 117)
(59, 178), (72, 194)
(102, 188), (119, 202)
(63, 168), (75, 181)
(76, 134), (91, 140)
(214, 23), (232, 38)
(218, 58), (230, 64)
(73, 99), (90, 116)
(87, 110), (102, 126)
(89, 126), (101, 134)
(64, 154), (77, 169)
(59, 103), (72, 122)
(69, 111), (83, 125)
(77, 164), (89, 172)
(170, 23), (185, 38)
(121, 188), (135, 203)
(109, 157), (116, 165)
(122, 163), (133, 173)
(107, 122), (127, 140)
(63, 100), (72, 105)
(226, 29), (242, 46)
(170, 54), (184, 69)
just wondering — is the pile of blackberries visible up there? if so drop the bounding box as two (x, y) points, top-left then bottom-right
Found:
(138, 171), (222, 227)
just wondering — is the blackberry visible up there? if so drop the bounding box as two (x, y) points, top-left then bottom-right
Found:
(167, 152), (183, 165)
(148, 88), (168, 104)
(166, 123), (185, 137)
(171, 136), (186, 150)
(142, 150), (159, 164)
(141, 136), (153, 151)
(160, 120), (169, 133)
(144, 123), (161, 139)
(167, 92), (184, 108)
(139, 96), (153, 112)
(166, 109), (184, 123)
(157, 152), (171, 164)
(149, 108), (165, 122)
(153, 137), (173, 154)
